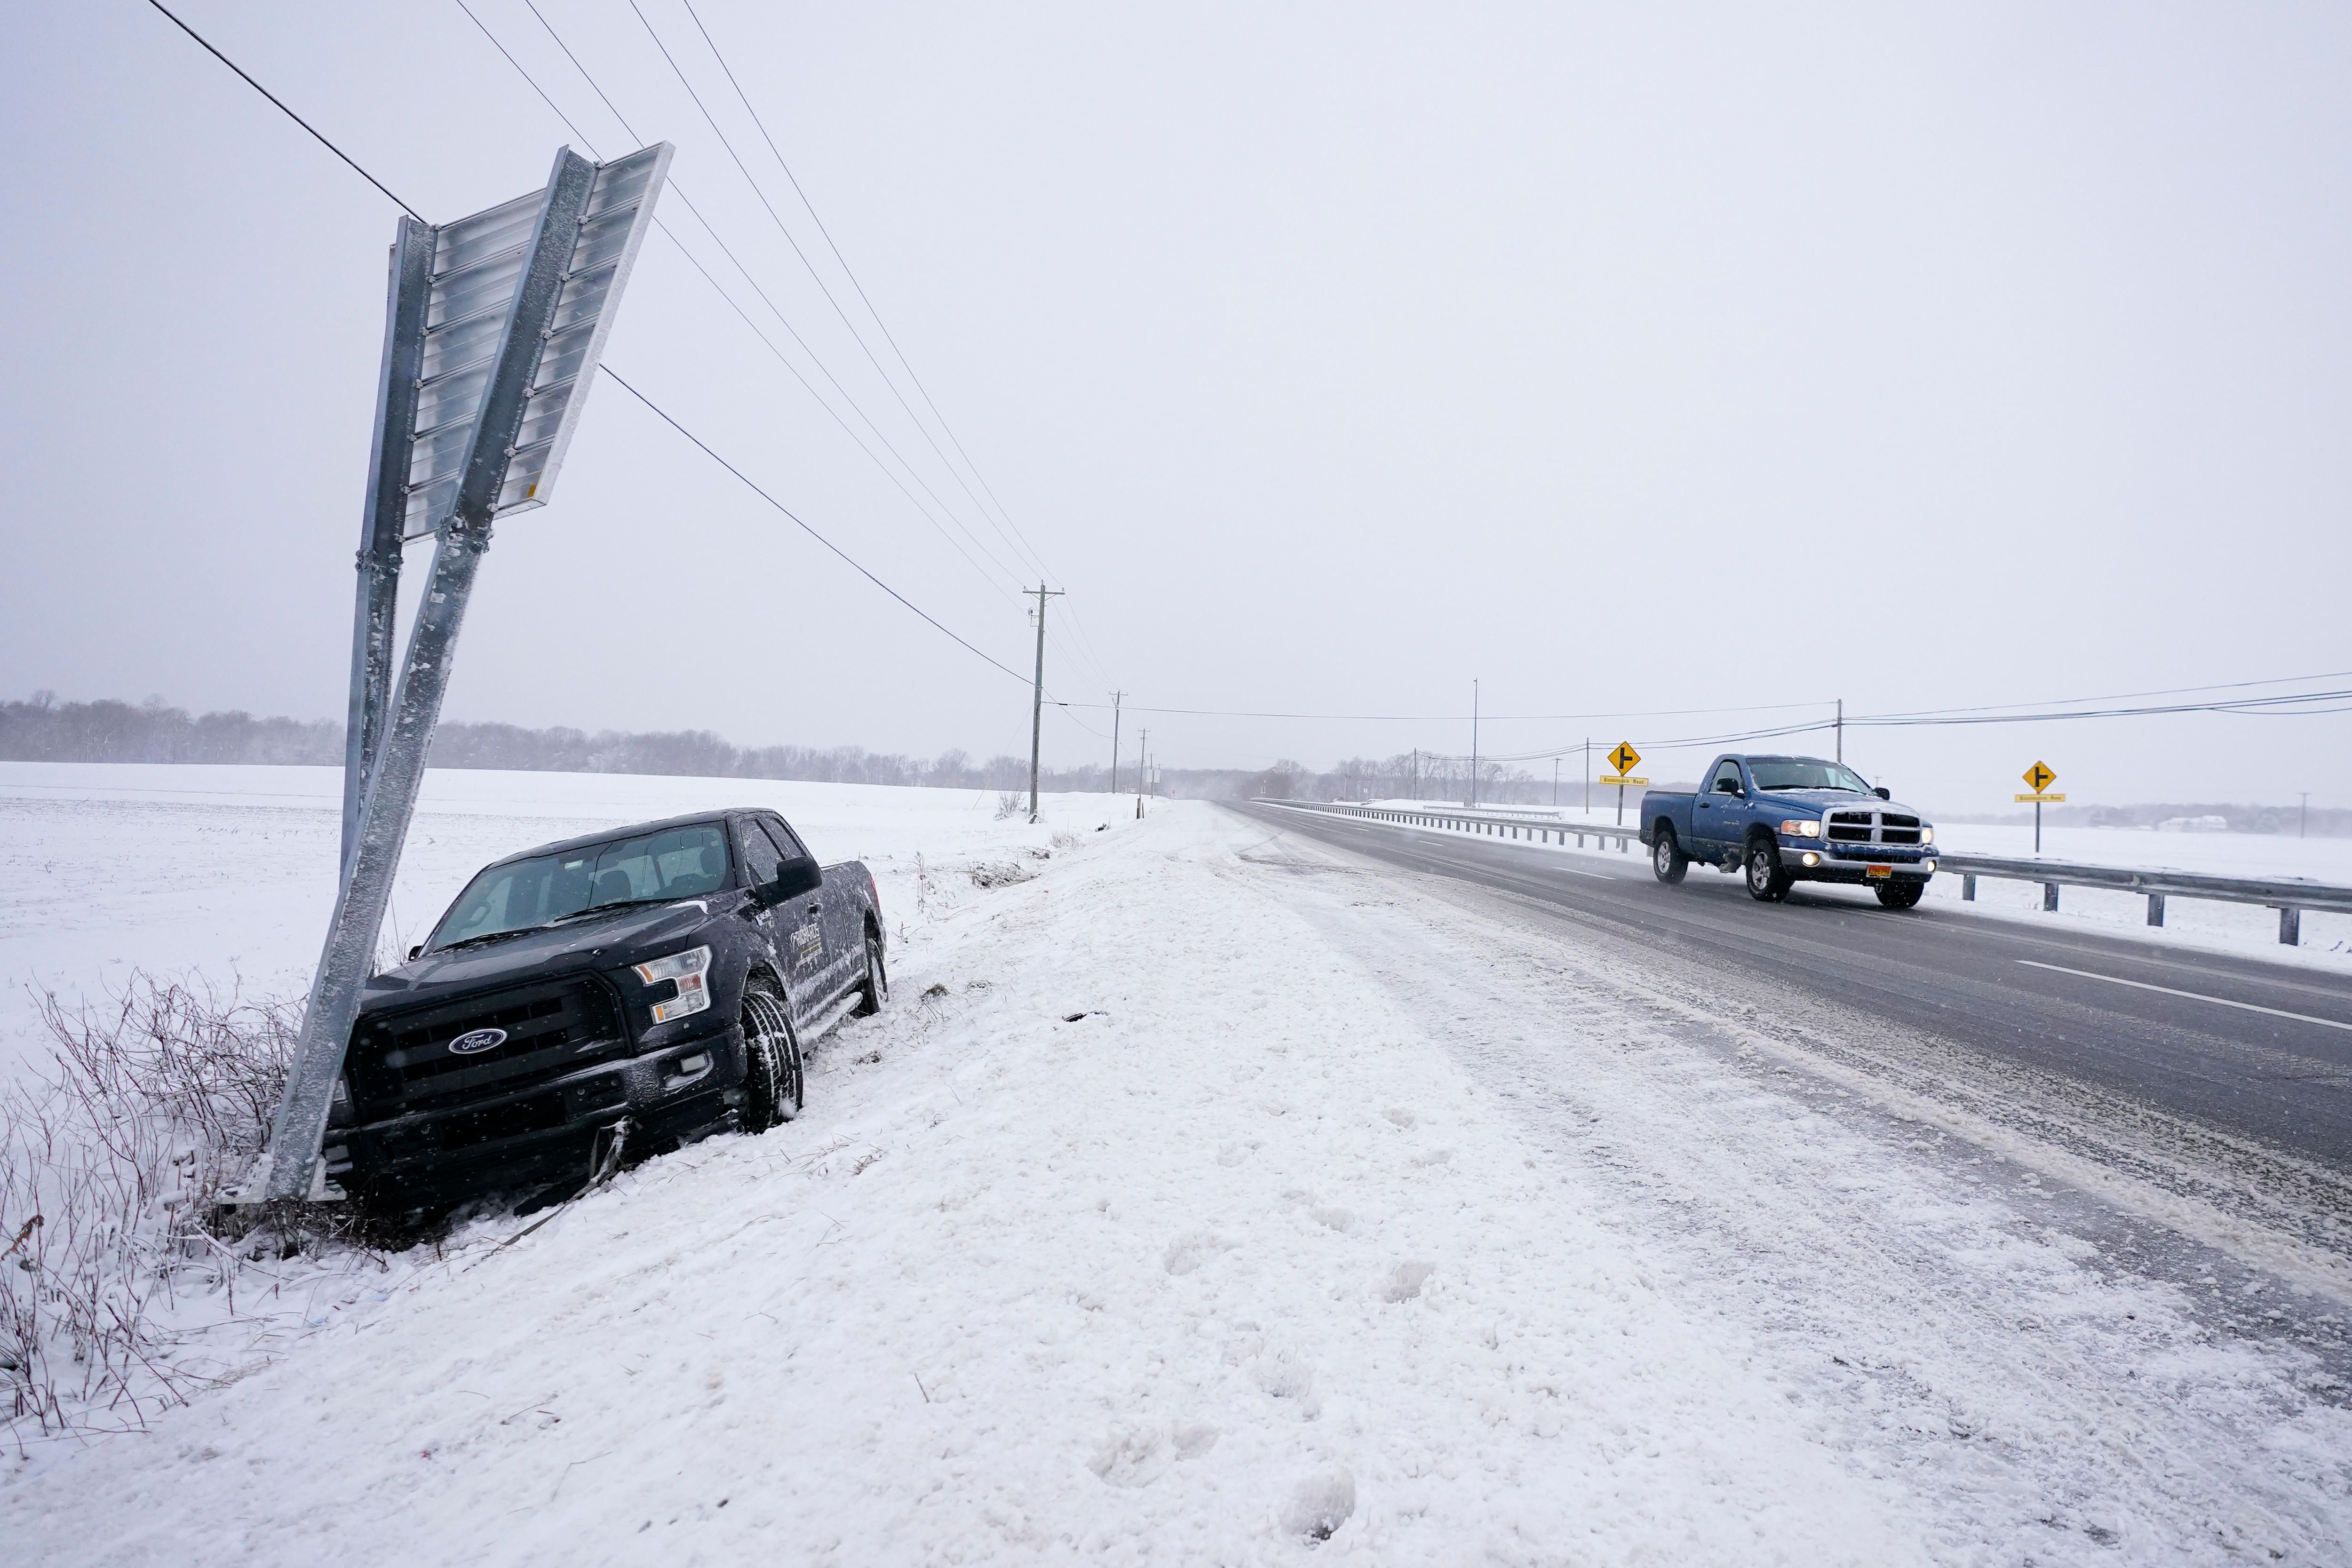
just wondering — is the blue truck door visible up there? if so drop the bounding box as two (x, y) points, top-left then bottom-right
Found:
(1694, 757), (1745, 849)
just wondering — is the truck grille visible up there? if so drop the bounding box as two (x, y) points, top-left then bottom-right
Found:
(351, 976), (625, 1111)
(1823, 809), (1924, 847)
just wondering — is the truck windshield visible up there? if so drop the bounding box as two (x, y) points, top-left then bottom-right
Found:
(1747, 758), (1873, 794)
(427, 823), (732, 952)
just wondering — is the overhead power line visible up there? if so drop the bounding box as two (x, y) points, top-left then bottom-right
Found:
(675, 0), (1065, 585)
(482, 0), (1121, 700)
(623, 0), (1037, 590)
(603, 372), (1030, 685)
(143, 1), (1034, 696)
(143, 0), (424, 219)
(470, 0), (1032, 612)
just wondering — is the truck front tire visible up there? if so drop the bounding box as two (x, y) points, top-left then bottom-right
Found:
(1652, 827), (1689, 884)
(1875, 881), (1926, 910)
(738, 980), (804, 1132)
(1745, 839), (1792, 902)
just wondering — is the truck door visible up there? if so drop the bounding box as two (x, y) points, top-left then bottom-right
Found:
(1694, 757), (1747, 849)
(759, 818), (832, 1024)
(732, 818), (795, 992)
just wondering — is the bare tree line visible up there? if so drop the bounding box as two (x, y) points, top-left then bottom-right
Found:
(0, 693), (1117, 794)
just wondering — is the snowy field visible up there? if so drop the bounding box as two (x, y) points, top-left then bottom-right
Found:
(2, 765), (2350, 1562)
(1356, 798), (2352, 965)
(0, 761), (1124, 1076)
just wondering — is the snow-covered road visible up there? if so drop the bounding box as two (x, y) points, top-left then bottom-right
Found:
(4, 785), (2348, 1563)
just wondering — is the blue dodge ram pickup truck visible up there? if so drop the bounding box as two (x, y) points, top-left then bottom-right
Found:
(325, 809), (884, 1220)
(1639, 754), (1939, 908)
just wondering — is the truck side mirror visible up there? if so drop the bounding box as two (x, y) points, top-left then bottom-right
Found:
(408, 944), (423, 961)
(1874, 787), (1891, 800)
(1714, 779), (1742, 795)
(769, 855), (823, 902)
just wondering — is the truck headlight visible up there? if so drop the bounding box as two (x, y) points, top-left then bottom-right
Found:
(1922, 827), (1934, 845)
(633, 946), (713, 1023)
(1779, 819), (1822, 838)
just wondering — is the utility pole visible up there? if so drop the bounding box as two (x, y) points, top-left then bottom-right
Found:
(1026, 583), (1063, 824)
(1136, 727), (1147, 817)
(1583, 738), (1590, 813)
(1836, 698), (1843, 764)
(1469, 679), (1480, 809)
(2302, 792), (2311, 838)
(1412, 748), (1419, 802)
(1109, 691), (1124, 796)
(1553, 757), (1559, 808)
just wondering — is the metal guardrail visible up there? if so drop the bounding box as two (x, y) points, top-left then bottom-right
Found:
(1254, 799), (1644, 853)
(1939, 853), (2352, 945)
(1263, 802), (2349, 948)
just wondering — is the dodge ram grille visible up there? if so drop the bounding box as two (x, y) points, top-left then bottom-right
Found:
(1823, 810), (1923, 847)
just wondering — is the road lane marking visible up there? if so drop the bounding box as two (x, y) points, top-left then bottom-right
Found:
(2016, 961), (2352, 1033)
(1562, 869), (1618, 879)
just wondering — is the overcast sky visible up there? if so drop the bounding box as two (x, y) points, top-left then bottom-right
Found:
(3, 2), (2347, 811)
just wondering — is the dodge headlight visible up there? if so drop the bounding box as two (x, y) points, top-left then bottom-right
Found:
(1779, 819), (1822, 838)
(1922, 826), (1935, 845)
(633, 946), (713, 1023)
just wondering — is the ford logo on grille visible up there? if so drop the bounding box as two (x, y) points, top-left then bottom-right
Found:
(448, 1027), (507, 1056)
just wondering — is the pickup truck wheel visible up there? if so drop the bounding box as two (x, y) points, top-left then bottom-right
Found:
(852, 930), (888, 1017)
(738, 982), (803, 1133)
(1875, 881), (1926, 910)
(1744, 839), (1793, 902)
(1651, 828), (1689, 885)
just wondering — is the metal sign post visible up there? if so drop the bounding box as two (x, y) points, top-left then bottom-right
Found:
(342, 218), (434, 874)
(244, 143), (671, 1203)
(2015, 760), (2063, 855)
(1602, 741), (1644, 826)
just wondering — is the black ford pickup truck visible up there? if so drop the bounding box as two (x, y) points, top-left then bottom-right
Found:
(324, 810), (884, 1218)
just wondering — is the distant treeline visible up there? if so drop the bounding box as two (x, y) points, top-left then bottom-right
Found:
(0, 694), (1118, 794)
(9, 696), (2338, 829)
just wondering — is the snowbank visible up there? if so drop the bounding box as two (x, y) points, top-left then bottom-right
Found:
(4, 768), (2346, 1561)
(3, 790), (1929, 1564)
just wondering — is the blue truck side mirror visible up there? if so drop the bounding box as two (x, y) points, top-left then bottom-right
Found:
(1875, 787), (1891, 800)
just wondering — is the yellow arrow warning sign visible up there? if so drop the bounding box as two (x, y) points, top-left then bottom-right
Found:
(2021, 760), (2057, 793)
(1608, 741), (1642, 776)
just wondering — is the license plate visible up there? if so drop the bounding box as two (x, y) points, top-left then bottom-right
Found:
(1865, 864), (1894, 879)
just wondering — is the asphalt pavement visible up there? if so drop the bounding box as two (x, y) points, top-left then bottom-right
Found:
(1231, 801), (2352, 1173)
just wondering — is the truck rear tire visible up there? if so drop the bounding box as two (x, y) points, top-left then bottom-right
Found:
(739, 980), (803, 1132)
(1875, 881), (1926, 910)
(1744, 839), (1792, 902)
(852, 929), (889, 1017)
(1652, 827), (1689, 884)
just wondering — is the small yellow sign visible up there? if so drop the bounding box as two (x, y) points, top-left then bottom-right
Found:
(1600, 775), (1649, 788)
(1608, 741), (1643, 775)
(2021, 760), (2057, 792)
(2014, 792), (2066, 804)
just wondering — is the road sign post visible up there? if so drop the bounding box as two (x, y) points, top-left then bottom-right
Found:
(1605, 743), (1643, 824)
(242, 144), (671, 1205)
(2016, 761), (2062, 853)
